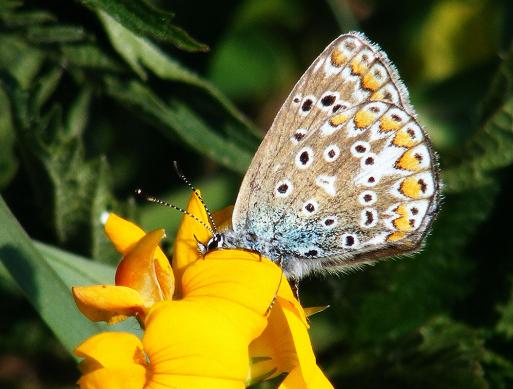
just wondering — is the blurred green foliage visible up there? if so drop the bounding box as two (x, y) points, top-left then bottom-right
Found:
(1, 0), (513, 387)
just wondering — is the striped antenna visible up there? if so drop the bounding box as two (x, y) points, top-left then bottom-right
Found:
(134, 189), (215, 234)
(172, 161), (218, 233)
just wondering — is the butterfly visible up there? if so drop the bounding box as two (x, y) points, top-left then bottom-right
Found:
(201, 32), (440, 280)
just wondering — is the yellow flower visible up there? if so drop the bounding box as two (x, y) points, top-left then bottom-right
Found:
(73, 192), (332, 388)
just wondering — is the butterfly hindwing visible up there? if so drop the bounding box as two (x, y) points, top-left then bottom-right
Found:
(229, 32), (440, 278)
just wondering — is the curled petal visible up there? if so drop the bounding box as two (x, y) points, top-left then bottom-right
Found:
(104, 213), (145, 254)
(72, 285), (145, 324)
(105, 214), (173, 300)
(75, 332), (147, 388)
(115, 229), (174, 305)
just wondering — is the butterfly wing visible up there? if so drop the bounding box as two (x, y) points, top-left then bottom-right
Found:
(231, 32), (440, 278)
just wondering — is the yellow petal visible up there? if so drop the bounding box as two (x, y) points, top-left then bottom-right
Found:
(75, 332), (147, 388)
(104, 213), (145, 254)
(78, 366), (147, 389)
(115, 229), (174, 306)
(145, 376), (243, 389)
(172, 191), (213, 292)
(144, 300), (260, 387)
(249, 301), (297, 382)
(249, 295), (331, 387)
(278, 365), (333, 389)
(141, 251), (283, 385)
(104, 214), (173, 300)
(278, 305), (333, 388)
(72, 285), (145, 324)
(183, 249), (282, 317)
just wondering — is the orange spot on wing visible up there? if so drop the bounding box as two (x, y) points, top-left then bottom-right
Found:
(392, 205), (413, 232)
(400, 177), (423, 199)
(330, 49), (346, 67)
(395, 149), (423, 172)
(387, 231), (407, 242)
(351, 59), (367, 75)
(379, 116), (402, 132)
(354, 110), (375, 128)
(370, 91), (384, 100)
(362, 73), (381, 91)
(329, 113), (348, 127)
(393, 128), (419, 148)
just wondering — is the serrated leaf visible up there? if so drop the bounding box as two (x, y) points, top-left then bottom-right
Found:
(443, 43), (513, 193)
(61, 43), (124, 71)
(65, 87), (92, 138)
(80, 0), (208, 52)
(26, 25), (88, 44)
(32, 67), (63, 110)
(0, 10), (56, 27)
(0, 35), (44, 88)
(327, 316), (487, 388)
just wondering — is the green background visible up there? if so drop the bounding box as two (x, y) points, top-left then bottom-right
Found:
(1, 0), (513, 387)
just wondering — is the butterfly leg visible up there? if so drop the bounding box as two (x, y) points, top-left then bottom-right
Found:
(291, 278), (301, 303)
(265, 256), (285, 316)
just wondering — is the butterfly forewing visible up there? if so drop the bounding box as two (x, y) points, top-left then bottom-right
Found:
(230, 32), (440, 278)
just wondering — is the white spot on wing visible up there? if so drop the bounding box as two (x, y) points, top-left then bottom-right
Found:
(302, 198), (319, 216)
(274, 179), (293, 198)
(316, 175), (337, 196)
(358, 190), (377, 206)
(360, 208), (378, 228)
(323, 144), (340, 162)
(351, 141), (371, 157)
(295, 146), (314, 169)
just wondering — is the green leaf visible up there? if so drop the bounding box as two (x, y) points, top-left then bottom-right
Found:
(0, 85), (18, 189)
(104, 76), (254, 172)
(79, 0), (208, 52)
(26, 25), (88, 44)
(0, 196), (104, 355)
(0, 35), (44, 88)
(61, 43), (124, 72)
(0, 10), (56, 27)
(65, 87), (93, 138)
(98, 10), (261, 140)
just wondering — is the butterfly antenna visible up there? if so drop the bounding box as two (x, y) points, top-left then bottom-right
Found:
(134, 189), (215, 234)
(172, 161), (218, 233)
